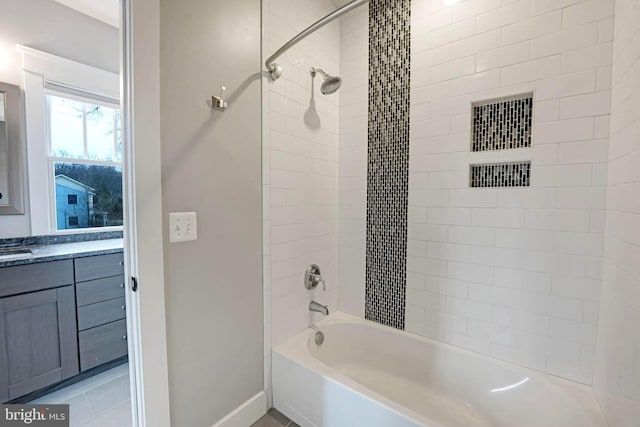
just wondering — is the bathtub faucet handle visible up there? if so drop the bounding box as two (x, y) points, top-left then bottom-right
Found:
(305, 264), (326, 291)
(310, 273), (325, 291)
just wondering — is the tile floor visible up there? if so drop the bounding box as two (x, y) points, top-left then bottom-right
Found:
(28, 365), (297, 427)
(252, 408), (300, 427)
(29, 363), (132, 427)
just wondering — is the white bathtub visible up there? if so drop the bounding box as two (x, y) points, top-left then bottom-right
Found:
(273, 312), (606, 427)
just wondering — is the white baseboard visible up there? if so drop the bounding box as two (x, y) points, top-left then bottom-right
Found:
(212, 391), (267, 427)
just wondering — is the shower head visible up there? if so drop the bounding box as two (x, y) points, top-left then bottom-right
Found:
(310, 68), (342, 95)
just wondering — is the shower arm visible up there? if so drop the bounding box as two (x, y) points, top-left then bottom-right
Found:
(310, 68), (328, 78)
(265, 0), (369, 81)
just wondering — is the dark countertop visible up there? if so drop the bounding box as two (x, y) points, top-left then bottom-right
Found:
(0, 239), (124, 268)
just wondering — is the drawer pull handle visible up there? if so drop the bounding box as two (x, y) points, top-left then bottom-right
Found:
(120, 283), (125, 288)
(119, 261), (125, 266)
(121, 305), (126, 310)
(122, 335), (127, 340)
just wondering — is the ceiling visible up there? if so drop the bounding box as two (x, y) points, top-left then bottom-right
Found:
(51, 0), (119, 27)
(50, 0), (353, 29)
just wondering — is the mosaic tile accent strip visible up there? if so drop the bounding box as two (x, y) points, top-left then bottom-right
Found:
(472, 94), (533, 152)
(470, 162), (531, 188)
(365, 0), (411, 330)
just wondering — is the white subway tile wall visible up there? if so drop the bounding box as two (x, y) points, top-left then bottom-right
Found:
(265, 0), (624, 400)
(337, 4), (369, 316)
(262, 0), (341, 405)
(403, 0), (613, 384)
(593, 0), (640, 423)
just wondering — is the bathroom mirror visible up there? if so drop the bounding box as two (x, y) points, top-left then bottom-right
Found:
(0, 81), (25, 214)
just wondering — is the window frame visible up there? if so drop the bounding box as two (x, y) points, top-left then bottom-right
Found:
(45, 90), (123, 234)
(20, 46), (121, 236)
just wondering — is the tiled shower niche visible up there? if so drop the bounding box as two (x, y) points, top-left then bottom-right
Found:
(471, 93), (533, 152)
(470, 162), (531, 188)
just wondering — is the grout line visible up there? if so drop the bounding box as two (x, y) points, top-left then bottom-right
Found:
(84, 393), (97, 418)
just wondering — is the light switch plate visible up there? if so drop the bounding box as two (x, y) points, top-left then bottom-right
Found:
(169, 212), (198, 243)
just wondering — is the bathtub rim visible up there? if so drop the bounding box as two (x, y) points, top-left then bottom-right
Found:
(273, 311), (605, 426)
(273, 312), (441, 425)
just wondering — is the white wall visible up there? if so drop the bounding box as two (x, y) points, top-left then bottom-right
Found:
(160, 0), (264, 425)
(0, 0), (119, 238)
(593, 0), (640, 424)
(262, 0), (341, 405)
(335, 0), (615, 385)
(404, 0), (613, 385)
(263, 0), (341, 346)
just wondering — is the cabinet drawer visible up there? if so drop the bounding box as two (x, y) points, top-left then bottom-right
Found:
(76, 275), (126, 306)
(0, 260), (74, 298)
(79, 319), (127, 371)
(77, 297), (126, 331)
(74, 253), (124, 283)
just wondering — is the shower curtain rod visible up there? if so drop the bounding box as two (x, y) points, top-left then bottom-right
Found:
(265, 0), (369, 81)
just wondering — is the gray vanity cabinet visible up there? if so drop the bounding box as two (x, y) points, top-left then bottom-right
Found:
(0, 261), (79, 402)
(0, 251), (126, 402)
(75, 253), (127, 371)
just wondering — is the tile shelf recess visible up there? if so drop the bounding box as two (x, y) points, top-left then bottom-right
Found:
(471, 93), (533, 152)
(470, 162), (532, 188)
(469, 94), (533, 188)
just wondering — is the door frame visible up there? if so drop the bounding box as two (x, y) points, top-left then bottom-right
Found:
(121, 0), (171, 425)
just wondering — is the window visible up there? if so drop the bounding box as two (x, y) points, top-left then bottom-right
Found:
(47, 93), (123, 231)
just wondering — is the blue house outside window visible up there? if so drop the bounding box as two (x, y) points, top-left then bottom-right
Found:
(55, 174), (96, 230)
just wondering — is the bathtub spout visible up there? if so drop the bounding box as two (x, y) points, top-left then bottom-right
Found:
(309, 301), (329, 316)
